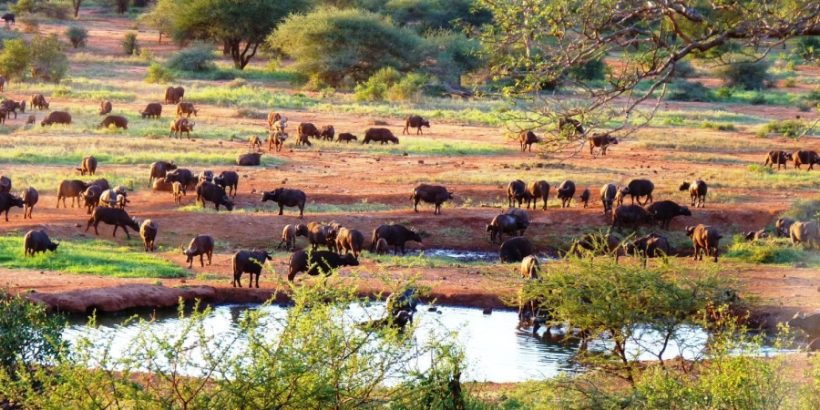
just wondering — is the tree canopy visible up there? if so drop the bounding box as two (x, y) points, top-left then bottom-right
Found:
(476, 0), (820, 151)
(143, 0), (310, 69)
(269, 7), (423, 87)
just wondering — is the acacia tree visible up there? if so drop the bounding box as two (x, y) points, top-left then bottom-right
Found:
(475, 0), (820, 153)
(71, 0), (81, 18)
(170, 0), (310, 69)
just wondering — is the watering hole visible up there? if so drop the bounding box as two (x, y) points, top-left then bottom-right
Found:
(61, 303), (784, 383)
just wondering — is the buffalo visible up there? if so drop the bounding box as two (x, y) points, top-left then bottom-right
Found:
(336, 227), (365, 258)
(526, 180), (549, 210)
(100, 100), (112, 115)
(486, 213), (526, 244)
(184, 235), (214, 268)
(20, 187), (37, 219)
(278, 224), (308, 251)
(403, 115), (430, 135)
(411, 184), (453, 215)
(214, 171), (239, 197)
(297, 122), (320, 146)
(163, 169), (195, 195)
(149, 161), (177, 186)
(41, 111), (71, 126)
(169, 118), (194, 138)
(557, 180), (576, 208)
(790, 221), (819, 249)
(499, 237), (533, 263)
(140, 219), (158, 252)
(0, 192), (23, 221)
(165, 86), (185, 104)
(337, 132), (357, 143)
(579, 188), (590, 208)
(30, 94), (49, 110)
(645, 200), (692, 230)
(77, 156), (97, 176)
(86, 206), (140, 238)
(764, 150), (792, 170)
(141, 103), (162, 119)
(23, 230), (59, 256)
(686, 224), (722, 262)
(370, 224), (422, 255)
(679, 179), (707, 208)
(617, 179), (654, 206)
(262, 188), (306, 217)
(176, 102), (198, 118)
(519, 131), (539, 152)
(99, 115), (128, 129)
(307, 222), (338, 253)
(362, 128), (399, 144)
(232, 250), (272, 288)
(588, 133), (618, 156)
(196, 181), (234, 211)
(82, 185), (102, 214)
(507, 179), (528, 208)
(237, 152), (262, 166)
(57, 180), (87, 208)
(288, 249), (359, 281)
(612, 204), (652, 229)
(793, 150), (818, 171)
(319, 125), (335, 141)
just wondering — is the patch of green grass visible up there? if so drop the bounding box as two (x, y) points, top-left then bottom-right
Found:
(725, 237), (818, 265)
(305, 137), (513, 156)
(0, 236), (188, 278)
(178, 200), (393, 215)
(368, 252), (490, 268)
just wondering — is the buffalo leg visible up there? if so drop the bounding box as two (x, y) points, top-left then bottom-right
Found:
(112, 225), (118, 237)
(93, 222), (100, 236)
(4, 209), (8, 222)
(298, 204), (304, 218)
(278, 205), (284, 215)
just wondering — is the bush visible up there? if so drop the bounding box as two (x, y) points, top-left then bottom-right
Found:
(269, 7), (423, 87)
(0, 283), (466, 408)
(17, 14), (39, 33)
(65, 26), (88, 49)
(122, 32), (139, 56)
(354, 66), (402, 101)
(701, 121), (736, 131)
(144, 62), (175, 83)
(166, 45), (216, 72)
(794, 36), (819, 62)
(667, 80), (712, 102)
(0, 291), (66, 379)
(725, 237), (807, 264)
(12, 0), (71, 19)
(760, 119), (807, 138)
(422, 31), (482, 88)
(719, 60), (772, 90)
(670, 59), (696, 78)
(0, 39), (32, 81)
(30, 35), (69, 82)
(569, 58), (606, 82)
(386, 72), (428, 102)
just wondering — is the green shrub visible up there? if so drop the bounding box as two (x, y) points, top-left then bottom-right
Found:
(12, 0), (71, 19)
(667, 80), (712, 102)
(166, 45), (216, 72)
(783, 78), (797, 88)
(386, 72), (428, 102)
(725, 237), (807, 264)
(670, 59), (696, 78)
(354, 66), (402, 101)
(144, 62), (175, 83)
(65, 26), (88, 49)
(122, 32), (139, 56)
(760, 119), (807, 138)
(0, 39), (32, 81)
(269, 7), (423, 87)
(794, 35), (819, 62)
(30, 34), (69, 82)
(568, 58), (606, 82)
(719, 60), (772, 90)
(0, 292), (66, 379)
(749, 92), (767, 105)
(701, 121), (736, 131)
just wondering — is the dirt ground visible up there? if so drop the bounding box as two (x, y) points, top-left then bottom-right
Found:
(0, 12), (817, 321)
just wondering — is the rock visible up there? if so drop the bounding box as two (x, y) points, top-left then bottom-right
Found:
(482, 308), (492, 315)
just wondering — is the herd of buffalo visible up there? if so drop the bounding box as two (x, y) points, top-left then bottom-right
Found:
(0, 86), (818, 299)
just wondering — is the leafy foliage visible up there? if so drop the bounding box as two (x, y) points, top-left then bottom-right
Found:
(0, 39), (32, 81)
(12, 0), (71, 19)
(719, 60), (773, 90)
(144, 62), (176, 83)
(166, 45), (216, 72)
(0, 282), (467, 408)
(269, 7), (423, 87)
(65, 26), (88, 49)
(122, 32), (139, 56)
(0, 292), (66, 380)
(30, 35), (69, 83)
(667, 80), (713, 102)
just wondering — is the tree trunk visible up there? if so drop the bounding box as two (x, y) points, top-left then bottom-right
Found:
(223, 40), (230, 56)
(228, 40), (259, 70)
(73, 0), (81, 18)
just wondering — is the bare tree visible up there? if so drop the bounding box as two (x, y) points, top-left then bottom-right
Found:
(476, 0), (820, 153)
